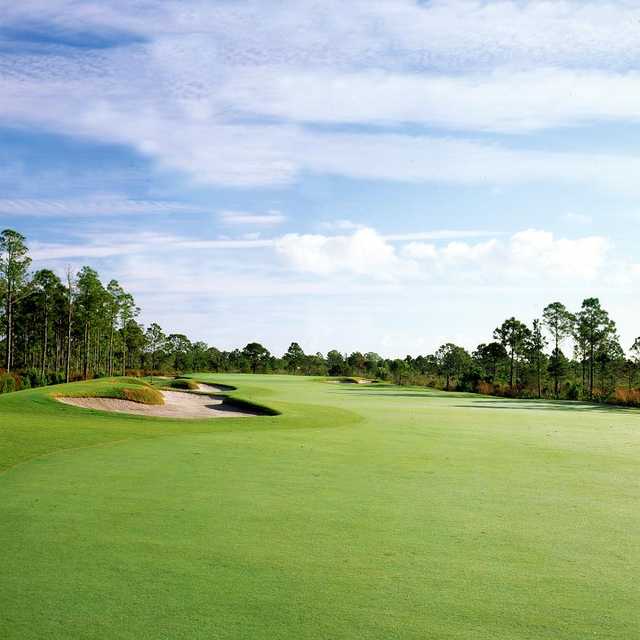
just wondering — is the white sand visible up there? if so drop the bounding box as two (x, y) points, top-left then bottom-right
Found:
(196, 383), (230, 393)
(57, 387), (259, 419)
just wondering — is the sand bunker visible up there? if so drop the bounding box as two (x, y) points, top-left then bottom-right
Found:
(57, 387), (259, 419)
(196, 383), (230, 393)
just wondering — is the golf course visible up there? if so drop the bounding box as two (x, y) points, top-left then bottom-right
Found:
(1, 374), (638, 639)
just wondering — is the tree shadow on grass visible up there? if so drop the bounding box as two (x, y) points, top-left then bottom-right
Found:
(453, 398), (640, 415)
(333, 390), (476, 400)
(333, 387), (640, 415)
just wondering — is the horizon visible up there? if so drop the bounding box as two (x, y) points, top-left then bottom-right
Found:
(3, 1), (640, 357)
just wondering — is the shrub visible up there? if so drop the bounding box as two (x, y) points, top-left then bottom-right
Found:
(47, 372), (66, 385)
(0, 373), (16, 394)
(169, 378), (199, 390)
(24, 368), (46, 389)
(476, 381), (495, 396)
(565, 382), (580, 401)
(612, 388), (640, 408)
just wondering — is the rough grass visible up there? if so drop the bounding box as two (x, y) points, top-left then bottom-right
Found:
(1, 374), (640, 639)
(167, 378), (200, 390)
(121, 385), (164, 405)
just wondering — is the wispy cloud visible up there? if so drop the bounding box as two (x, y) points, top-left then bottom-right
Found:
(219, 210), (286, 226)
(224, 67), (640, 133)
(0, 197), (205, 216)
(4, 2), (640, 191)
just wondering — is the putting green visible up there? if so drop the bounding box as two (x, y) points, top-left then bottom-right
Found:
(1, 375), (639, 639)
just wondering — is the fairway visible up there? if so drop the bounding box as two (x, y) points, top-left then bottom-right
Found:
(1, 375), (639, 639)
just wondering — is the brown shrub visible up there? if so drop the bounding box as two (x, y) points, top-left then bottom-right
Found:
(612, 388), (640, 407)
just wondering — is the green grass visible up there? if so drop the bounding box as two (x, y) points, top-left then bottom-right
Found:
(1, 374), (639, 639)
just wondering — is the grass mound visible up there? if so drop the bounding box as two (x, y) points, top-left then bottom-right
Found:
(168, 378), (199, 390)
(121, 386), (164, 405)
(53, 378), (164, 405)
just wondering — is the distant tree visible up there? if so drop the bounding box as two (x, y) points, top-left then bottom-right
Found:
(542, 302), (575, 397)
(117, 291), (139, 375)
(629, 337), (640, 389)
(167, 334), (192, 372)
(494, 317), (531, 390)
(364, 352), (383, 378)
(144, 323), (166, 373)
(65, 268), (74, 382)
(284, 342), (305, 373)
(347, 351), (366, 376)
(389, 358), (408, 385)
(0, 229), (32, 372)
(436, 343), (470, 390)
(242, 342), (271, 373)
(189, 341), (209, 372)
(527, 319), (548, 398)
(548, 348), (569, 396)
(74, 267), (106, 379)
(31, 269), (62, 377)
(473, 342), (508, 382)
(574, 298), (615, 400)
(105, 280), (123, 376)
(326, 350), (346, 376)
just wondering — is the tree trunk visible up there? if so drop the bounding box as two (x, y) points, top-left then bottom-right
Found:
(509, 351), (515, 389)
(65, 273), (73, 383)
(5, 283), (12, 372)
(41, 304), (48, 377)
(108, 326), (114, 376)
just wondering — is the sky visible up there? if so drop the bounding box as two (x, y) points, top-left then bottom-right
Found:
(2, 0), (640, 357)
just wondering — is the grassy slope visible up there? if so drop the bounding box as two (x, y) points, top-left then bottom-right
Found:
(1, 375), (639, 639)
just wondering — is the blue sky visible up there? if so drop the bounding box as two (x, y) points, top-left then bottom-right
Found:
(2, 1), (640, 356)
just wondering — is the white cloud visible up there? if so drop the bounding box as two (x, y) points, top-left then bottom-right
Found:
(6, 1), (640, 70)
(219, 210), (286, 225)
(386, 230), (503, 242)
(402, 229), (612, 282)
(30, 233), (273, 261)
(224, 67), (640, 133)
(275, 227), (399, 277)
(5, 4), (640, 191)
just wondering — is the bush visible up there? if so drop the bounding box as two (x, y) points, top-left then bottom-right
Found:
(612, 388), (640, 408)
(476, 381), (495, 396)
(169, 378), (199, 390)
(24, 368), (47, 389)
(565, 382), (580, 401)
(0, 373), (16, 394)
(47, 372), (66, 385)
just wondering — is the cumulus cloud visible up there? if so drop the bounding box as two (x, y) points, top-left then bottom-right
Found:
(275, 228), (399, 277)
(402, 229), (612, 283)
(273, 226), (621, 285)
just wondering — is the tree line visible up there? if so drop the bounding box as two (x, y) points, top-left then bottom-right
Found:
(1, 228), (639, 406)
